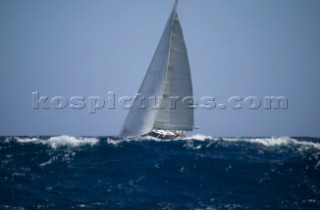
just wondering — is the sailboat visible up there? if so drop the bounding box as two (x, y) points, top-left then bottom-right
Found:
(120, 0), (194, 139)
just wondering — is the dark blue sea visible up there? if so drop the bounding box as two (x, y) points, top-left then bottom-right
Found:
(1, 135), (319, 209)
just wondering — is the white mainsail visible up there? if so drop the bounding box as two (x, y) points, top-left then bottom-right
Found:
(120, 1), (193, 137)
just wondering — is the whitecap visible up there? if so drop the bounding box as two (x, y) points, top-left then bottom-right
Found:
(105, 135), (320, 151)
(46, 135), (99, 149)
(107, 135), (163, 145)
(223, 136), (320, 150)
(13, 136), (99, 149)
(15, 137), (40, 143)
(39, 158), (55, 167)
(184, 134), (213, 141)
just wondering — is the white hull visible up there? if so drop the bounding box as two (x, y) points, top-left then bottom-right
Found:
(146, 129), (185, 140)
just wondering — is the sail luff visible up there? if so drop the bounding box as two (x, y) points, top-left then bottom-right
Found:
(159, 9), (176, 106)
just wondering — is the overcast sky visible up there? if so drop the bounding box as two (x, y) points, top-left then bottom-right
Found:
(1, 0), (320, 137)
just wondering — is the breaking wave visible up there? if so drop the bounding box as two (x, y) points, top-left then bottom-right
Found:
(14, 135), (99, 149)
(46, 135), (98, 149)
(4, 135), (320, 153)
(1, 135), (320, 209)
(106, 134), (320, 150)
(223, 136), (320, 149)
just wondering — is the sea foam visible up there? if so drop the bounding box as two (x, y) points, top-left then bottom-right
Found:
(223, 136), (320, 150)
(46, 135), (99, 149)
(15, 136), (99, 149)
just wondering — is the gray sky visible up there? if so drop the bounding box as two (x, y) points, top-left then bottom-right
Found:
(1, 0), (320, 137)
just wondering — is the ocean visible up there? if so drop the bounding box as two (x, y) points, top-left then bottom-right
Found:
(0, 135), (319, 209)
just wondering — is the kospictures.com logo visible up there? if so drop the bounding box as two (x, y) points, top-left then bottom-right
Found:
(32, 91), (288, 114)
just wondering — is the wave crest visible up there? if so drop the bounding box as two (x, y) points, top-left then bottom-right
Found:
(184, 134), (213, 141)
(14, 136), (99, 149)
(223, 136), (320, 149)
(16, 137), (40, 143)
(47, 136), (99, 149)
(11, 135), (320, 150)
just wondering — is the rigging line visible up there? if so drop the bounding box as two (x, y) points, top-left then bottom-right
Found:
(172, 0), (179, 14)
(174, 0), (179, 9)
